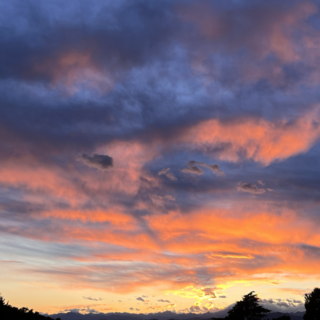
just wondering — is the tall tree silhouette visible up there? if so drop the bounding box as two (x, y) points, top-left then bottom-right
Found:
(304, 288), (320, 320)
(227, 291), (270, 320)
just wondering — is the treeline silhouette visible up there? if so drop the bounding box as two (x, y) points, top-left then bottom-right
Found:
(1, 288), (319, 320)
(212, 288), (320, 320)
(0, 295), (61, 320)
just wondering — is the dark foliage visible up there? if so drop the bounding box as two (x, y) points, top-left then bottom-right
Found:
(226, 291), (270, 320)
(304, 288), (320, 320)
(0, 295), (60, 320)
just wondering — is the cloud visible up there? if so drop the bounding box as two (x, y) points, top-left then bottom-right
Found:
(261, 298), (304, 310)
(136, 297), (145, 302)
(219, 295), (227, 298)
(158, 299), (171, 303)
(158, 168), (177, 180)
(237, 182), (266, 194)
(1, 0), (320, 314)
(83, 296), (102, 301)
(0, 260), (23, 264)
(190, 305), (202, 313)
(182, 165), (204, 175)
(208, 253), (254, 259)
(201, 287), (217, 299)
(181, 111), (320, 165)
(77, 153), (113, 170)
(206, 163), (224, 175)
(182, 161), (224, 176)
(189, 161), (224, 175)
(64, 308), (81, 313)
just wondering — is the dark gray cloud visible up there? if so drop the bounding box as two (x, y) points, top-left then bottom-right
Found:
(158, 299), (171, 303)
(136, 297), (145, 302)
(77, 153), (113, 170)
(237, 182), (266, 194)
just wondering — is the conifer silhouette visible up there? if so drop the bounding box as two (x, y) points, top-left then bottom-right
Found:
(227, 291), (270, 320)
(304, 288), (320, 320)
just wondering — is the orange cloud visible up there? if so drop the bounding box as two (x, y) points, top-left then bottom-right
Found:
(179, 108), (320, 164)
(208, 253), (254, 260)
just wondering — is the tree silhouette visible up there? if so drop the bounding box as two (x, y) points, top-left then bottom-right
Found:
(0, 294), (60, 320)
(304, 288), (320, 320)
(227, 291), (270, 320)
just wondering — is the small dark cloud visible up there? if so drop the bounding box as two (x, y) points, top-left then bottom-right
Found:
(189, 161), (224, 175)
(77, 153), (113, 170)
(130, 308), (134, 310)
(136, 297), (145, 302)
(83, 296), (102, 301)
(158, 299), (171, 303)
(237, 182), (265, 194)
(182, 161), (224, 175)
(142, 295), (148, 298)
(219, 295), (227, 298)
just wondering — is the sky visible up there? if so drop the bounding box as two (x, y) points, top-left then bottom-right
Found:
(1, 0), (320, 315)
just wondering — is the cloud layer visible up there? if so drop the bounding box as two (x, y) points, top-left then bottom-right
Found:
(1, 0), (320, 315)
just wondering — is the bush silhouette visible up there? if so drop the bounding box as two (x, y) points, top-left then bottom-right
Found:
(226, 291), (270, 320)
(0, 295), (60, 320)
(304, 288), (320, 320)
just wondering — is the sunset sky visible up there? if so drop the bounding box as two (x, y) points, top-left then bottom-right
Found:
(1, 0), (320, 316)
